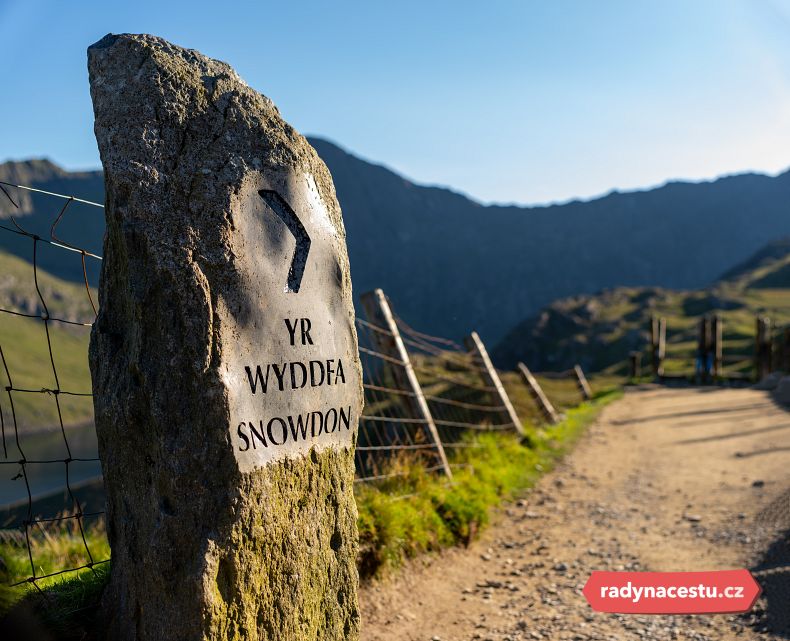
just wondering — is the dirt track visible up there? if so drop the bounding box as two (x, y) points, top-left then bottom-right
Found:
(360, 387), (790, 641)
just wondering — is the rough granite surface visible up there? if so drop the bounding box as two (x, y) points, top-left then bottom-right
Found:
(88, 33), (362, 641)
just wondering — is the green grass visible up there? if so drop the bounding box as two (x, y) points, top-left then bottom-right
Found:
(1, 563), (110, 641)
(500, 366), (623, 424)
(0, 388), (619, 636)
(649, 288), (790, 376)
(0, 250), (96, 322)
(0, 516), (109, 604)
(0, 514), (110, 638)
(355, 389), (619, 578)
(0, 248), (623, 634)
(0, 250), (96, 430)
(0, 314), (93, 429)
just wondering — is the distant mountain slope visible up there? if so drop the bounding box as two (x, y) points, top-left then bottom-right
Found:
(0, 250), (95, 430)
(2, 139), (790, 344)
(719, 237), (790, 283)
(299, 139), (790, 344)
(0, 159), (105, 284)
(491, 240), (790, 373)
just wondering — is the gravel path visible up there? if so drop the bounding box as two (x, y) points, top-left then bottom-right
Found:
(360, 387), (790, 641)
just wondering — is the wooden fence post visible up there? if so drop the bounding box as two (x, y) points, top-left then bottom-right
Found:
(651, 316), (666, 378)
(360, 289), (452, 478)
(763, 316), (775, 376)
(465, 331), (524, 435)
(573, 364), (592, 401)
(650, 316), (658, 375)
(629, 351), (641, 380)
(754, 316), (761, 379)
(696, 316), (712, 384)
(785, 326), (790, 373)
(517, 362), (560, 424)
(711, 315), (723, 379)
(755, 316), (772, 381)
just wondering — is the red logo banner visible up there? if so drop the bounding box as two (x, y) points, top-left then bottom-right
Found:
(583, 570), (761, 614)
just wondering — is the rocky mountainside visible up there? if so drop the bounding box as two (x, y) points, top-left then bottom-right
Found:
(2, 139), (790, 344)
(492, 239), (790, 373)
(719, 237), (790, 283)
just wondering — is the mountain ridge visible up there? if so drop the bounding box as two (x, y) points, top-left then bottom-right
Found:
(2, 138), (790, 344)
(4, 151), (784, 210)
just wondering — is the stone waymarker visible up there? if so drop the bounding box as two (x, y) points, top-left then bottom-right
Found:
(88, 34), (363, 640)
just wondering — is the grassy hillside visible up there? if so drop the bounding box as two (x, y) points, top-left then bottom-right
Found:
(0, 250), (95, 430)
(492, 238), (790, 375)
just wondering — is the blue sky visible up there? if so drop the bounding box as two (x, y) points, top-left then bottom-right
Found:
(2, 0), (790, 205)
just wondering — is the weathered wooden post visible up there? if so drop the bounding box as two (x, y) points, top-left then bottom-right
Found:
(696, 316), (713, 384)
(89, 34), (363, 640)
(517, 362), (559, 424)
(573, 364), (592, 401)
(755, 317), (763, 379)
(784, 326), (790, 373)
(650, 316), (666, 378)
(466, 331), (524, 434)
(360, 289), (452, 478)
(755, 316), (772, 381)
(711, 315), (723, 379)
(649, 316), (657, 374)
(629, 351), (641, 380)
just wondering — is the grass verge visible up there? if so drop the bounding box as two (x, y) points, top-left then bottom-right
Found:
(355, 389), (619, 579)
(0, 519), (110, 640)
(0, 388), (619, 636)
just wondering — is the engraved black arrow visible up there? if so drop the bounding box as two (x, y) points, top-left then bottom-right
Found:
(258, 189), (311, 293)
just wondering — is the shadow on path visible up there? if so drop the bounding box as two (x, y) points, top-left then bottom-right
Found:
(673, 422), (790, 445)
(613, 403), (775, 425)
(734, 446), (790, 459)
(745, 487), (790, 638)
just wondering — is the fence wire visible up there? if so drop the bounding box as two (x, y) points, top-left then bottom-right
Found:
(354, 318), (448, 482)
(392, 314), (519, 447)
(0, 181), (107, 592)
(525, 367), (589, 408)
(0, 182), (575, 594)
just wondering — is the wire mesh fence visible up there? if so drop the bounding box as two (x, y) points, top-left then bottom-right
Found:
(393, 315), (518, 442)
(523, 368), (590, 407)
(354, 317), (449, 482)
(0, 181), (107, 592)
(0, 181), (579, 599)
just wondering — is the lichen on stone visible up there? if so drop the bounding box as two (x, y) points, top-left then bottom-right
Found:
(88, 33), (362, 641)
